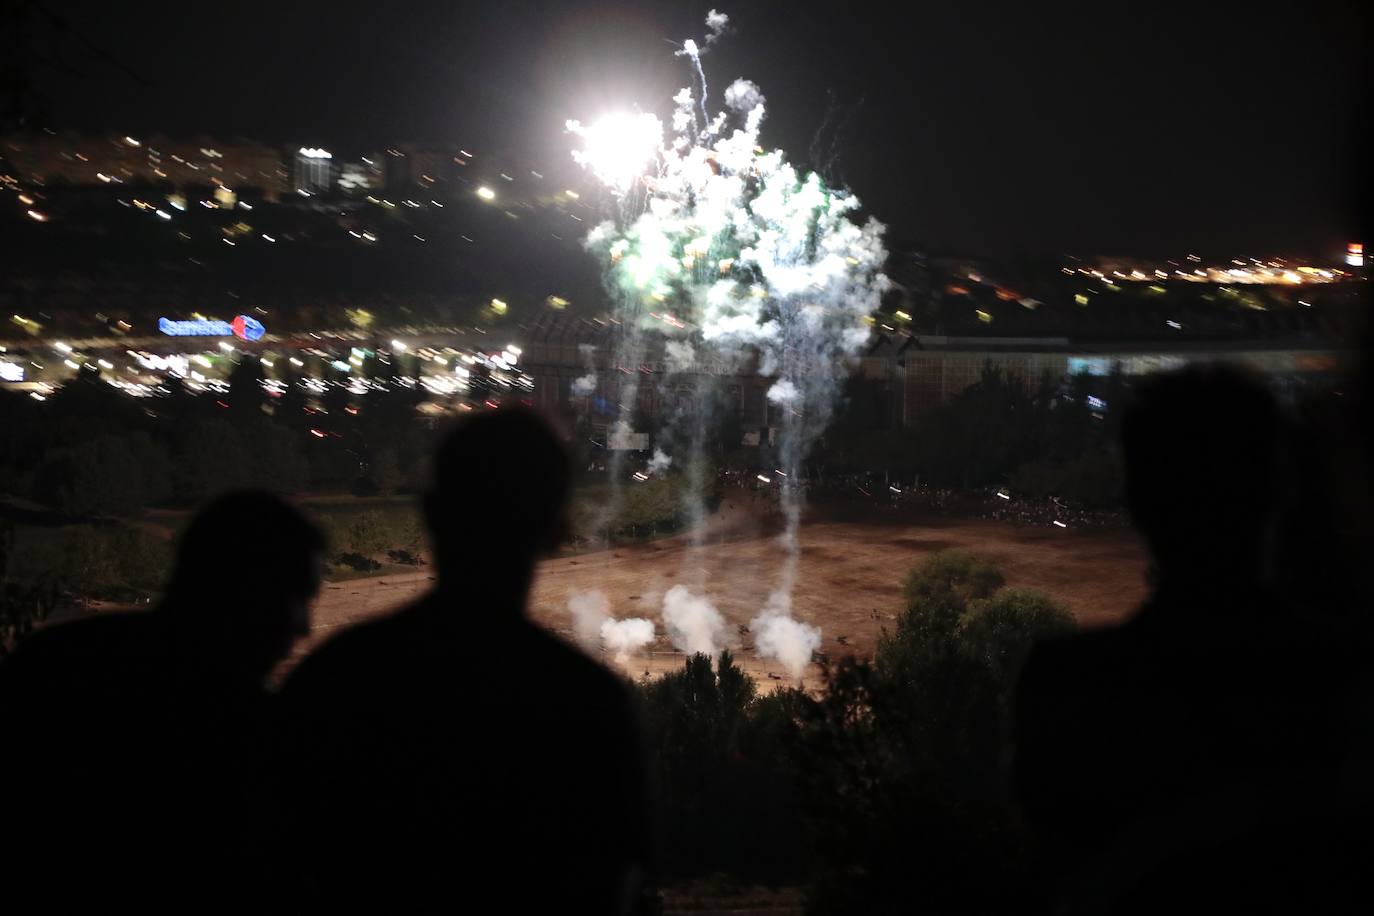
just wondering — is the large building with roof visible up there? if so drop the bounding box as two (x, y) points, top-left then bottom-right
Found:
(513, 269), (1363, 437)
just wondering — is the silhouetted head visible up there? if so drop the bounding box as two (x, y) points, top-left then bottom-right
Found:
(424, 408), (571, 605)
(161, 491), (325, 683)
(1122, 365), (1283, 595)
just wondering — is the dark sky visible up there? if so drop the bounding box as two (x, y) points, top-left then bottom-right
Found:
(21, 0), (1371, 257)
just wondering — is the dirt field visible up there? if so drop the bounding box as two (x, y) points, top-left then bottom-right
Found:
(302, 501), (1148, 689)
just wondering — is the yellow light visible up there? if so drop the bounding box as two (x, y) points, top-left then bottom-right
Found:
(477, 186), (496, 201)
(490, 298), (508, 314)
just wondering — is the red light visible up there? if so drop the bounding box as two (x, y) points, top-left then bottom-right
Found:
(1350, 243), (1364, 254)
(310, 428), (325, 438)
(215, 400), (229, 408)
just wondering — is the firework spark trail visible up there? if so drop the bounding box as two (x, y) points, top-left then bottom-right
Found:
(569, 10), (888, 679)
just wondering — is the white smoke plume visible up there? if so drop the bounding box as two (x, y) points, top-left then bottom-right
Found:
(571, 343), (599, 396)
(568, 590), (611, 653)
(665, 339), (697, 371)
(601, 617), (656, 667)
(647, 447), (673, 476)
(704, 9), (730, 42)
(723, 78), (762, 112)
(661, 585), (727, 657)
(766, 379), (801, 405)
(571, 373), (598, 396)
(751, 590), (821, 680)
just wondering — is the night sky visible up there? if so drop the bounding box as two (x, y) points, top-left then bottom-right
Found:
(17, 0), (1371, 257)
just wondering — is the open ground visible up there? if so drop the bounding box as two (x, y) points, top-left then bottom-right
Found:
(299, 500), (1149, 689)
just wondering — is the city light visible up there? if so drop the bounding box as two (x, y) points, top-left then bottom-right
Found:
(298, 147), (333, 159)
(476, 186), (496, 201)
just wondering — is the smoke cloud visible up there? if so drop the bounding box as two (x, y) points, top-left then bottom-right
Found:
(647, 448), (673, 477)
(723, 78), (762, 112)
(568, 590), (611, 653)
(751, 590), (821, 680)
(665, 340), (697, 371)
(662, 585), (728, 657)
(766, 379), (801, 404)
(601, 617), (657, 667)
(568, 590), (657, 667)
(571, 373), (597, 396)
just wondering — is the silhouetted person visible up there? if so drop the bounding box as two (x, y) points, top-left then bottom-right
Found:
(1012, 366), (1358, 912)
(276, 409), (650, 912)
(0, 492), (324, 911)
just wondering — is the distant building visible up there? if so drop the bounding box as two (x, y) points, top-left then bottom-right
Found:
(382, 144), (456, 196)
(338, 157), (383, 194)
(0, 131), (287, 197)
(293, 147), (335, 196)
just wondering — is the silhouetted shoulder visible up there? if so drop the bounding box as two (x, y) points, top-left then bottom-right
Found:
(290, 598), (627, 686)
(1012, 622), (1153, 840)
(1019, 623), (1137, 691)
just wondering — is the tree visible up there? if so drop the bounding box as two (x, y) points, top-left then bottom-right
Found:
(226, 357), (266, 417)
(175, 419), (249, 504)
(125, 432), (175, 507)
(638, 651), (810, 882)
(245, 418), (309, 494)
(901, 549), (1004, 628)
(958, 586), (1075, 689)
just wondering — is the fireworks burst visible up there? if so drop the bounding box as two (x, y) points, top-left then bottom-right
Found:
(568, 9), (889, 679)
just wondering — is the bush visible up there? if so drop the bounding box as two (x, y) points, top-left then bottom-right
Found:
(1, 523), (61, 656)
(245, 419), (309, 494)
(344, 511), (391, 558)
(54, 525), (171, 602)
(797, 550), (1077, 912)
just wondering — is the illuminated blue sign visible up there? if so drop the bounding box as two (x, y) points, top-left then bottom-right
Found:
(158, 315), (265, 341)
